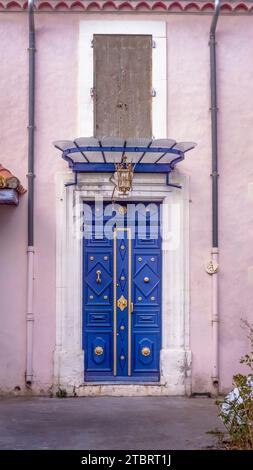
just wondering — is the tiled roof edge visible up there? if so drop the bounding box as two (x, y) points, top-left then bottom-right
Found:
(0, 1), (252, 14)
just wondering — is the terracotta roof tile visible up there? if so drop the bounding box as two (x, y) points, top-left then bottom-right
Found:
(0, 165), (26, 195)
(0, 1), (252, 14)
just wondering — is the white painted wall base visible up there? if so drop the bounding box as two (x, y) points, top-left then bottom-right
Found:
(160, 349), (192, 395)
(53, 348), (84, 389)
(54, 171), (191, 396)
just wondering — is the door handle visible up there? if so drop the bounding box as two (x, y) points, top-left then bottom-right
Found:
(96, 270), (102, 284)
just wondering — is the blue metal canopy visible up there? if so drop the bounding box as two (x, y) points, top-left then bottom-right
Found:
(54, 137), (196, 187)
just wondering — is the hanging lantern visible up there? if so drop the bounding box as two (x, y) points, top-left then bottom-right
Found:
(115, 156), (133, 195)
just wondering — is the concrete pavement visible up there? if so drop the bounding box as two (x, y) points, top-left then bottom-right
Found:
(0, 396), (223, 450)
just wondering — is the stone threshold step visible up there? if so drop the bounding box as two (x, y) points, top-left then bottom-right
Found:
(82, 382), (163, 386)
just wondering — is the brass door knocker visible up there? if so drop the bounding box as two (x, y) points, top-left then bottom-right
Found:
(96, 270), (102, 284)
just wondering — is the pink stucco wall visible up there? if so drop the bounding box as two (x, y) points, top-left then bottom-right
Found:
(0, 10), (252, 394)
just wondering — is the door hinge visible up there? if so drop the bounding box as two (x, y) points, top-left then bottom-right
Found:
(152, 40), (156, 48)
(151, 88), (156, 97)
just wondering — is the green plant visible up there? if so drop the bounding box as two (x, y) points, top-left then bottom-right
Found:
(217, 320), (253, 450)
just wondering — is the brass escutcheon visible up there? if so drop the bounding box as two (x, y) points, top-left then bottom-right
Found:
(117, 294), (128, 311)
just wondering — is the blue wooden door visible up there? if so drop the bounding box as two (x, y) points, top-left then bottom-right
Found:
(83, 202), (162, 382)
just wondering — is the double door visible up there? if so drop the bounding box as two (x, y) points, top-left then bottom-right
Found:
(83, 202), (162, 381)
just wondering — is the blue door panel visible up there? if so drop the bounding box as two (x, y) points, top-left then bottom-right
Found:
(114, 229), (130, 377)
(86, 251), (112, 273)
(86, 332), (112, 372)
(86, 309), (112, 328)
(85, 235), (111, 247)
(86, 286), (112, 306)
(134, 237), (160, 248)
(134, 253), (159, 274)
(134, 286), (159, 305)
(132, 333), (160, 372)
(83, 202), (162, 382)
(134, 310), (159, 328)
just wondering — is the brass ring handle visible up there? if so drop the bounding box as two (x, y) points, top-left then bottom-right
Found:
(96, 270), (102, 284)
(141, 347), (151, 356)
(94, 346), (104, 356)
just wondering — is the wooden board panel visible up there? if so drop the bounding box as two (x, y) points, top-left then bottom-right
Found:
(93, 35), (152, 139)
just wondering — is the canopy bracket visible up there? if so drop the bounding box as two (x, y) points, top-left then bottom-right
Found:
(65, 172), (78, 188)
(166, 173), (182, 189)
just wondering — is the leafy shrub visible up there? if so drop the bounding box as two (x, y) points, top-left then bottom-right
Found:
(217, 320), (253, 449)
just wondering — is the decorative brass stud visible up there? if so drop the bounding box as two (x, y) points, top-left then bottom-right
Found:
(141, 347), (151, 357)
(103, 295), (108, 300)
(138, 257), (142, 261)
(144, 277), (150, 283)
(150, 296), (155, 301)
(94, 346), (104, 356)
(104, 256), (108, 261)
(138, 296), (142, 301)
(120, 325), (125, 331)
(89, 295), (94, 300)
(90, 256), (94, 260)
(150, 257), (155, 261)
(120, 355), (125, 360)
(121, 245), (125, 250)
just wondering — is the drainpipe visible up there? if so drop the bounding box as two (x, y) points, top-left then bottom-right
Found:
(26, 0), (35, 385)
(209, 0), (221, 392)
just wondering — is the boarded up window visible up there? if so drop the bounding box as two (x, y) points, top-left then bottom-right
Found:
(93, 35), (152, 139)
